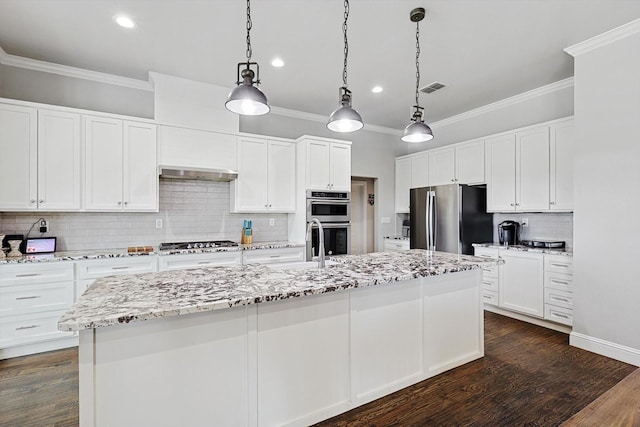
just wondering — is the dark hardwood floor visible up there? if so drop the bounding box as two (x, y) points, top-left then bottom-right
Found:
(0, 312), (636, 427)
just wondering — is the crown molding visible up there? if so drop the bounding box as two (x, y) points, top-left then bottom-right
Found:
(270, 105), (402, 136)
(429, 77), (574, 130)
(564, 18), (640, 57)
(0, 45), (153, 92)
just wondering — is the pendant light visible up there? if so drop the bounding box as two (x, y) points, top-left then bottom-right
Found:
(225, 0), (270, 116)
(327, 0), (364, 133)
(401, 8), (433, 143)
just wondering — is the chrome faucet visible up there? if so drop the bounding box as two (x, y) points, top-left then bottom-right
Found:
(306, 217), (325, 268)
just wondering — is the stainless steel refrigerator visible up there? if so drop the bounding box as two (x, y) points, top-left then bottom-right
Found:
(410, 184), (493, 255)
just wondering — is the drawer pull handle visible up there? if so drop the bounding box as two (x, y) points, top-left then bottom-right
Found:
(16, 324), (40, 331)
(553, 312), (569, 319)
(111, 266), (130, 270)
(551, 263), (569, 268)
(552, 296), (570, 303)
(551, 280), (569, 285)
(483, 295), (492, 300)
(16, 296), (41, 300)
(16, 273), (41, 278)
(269, 255), (281, 258)
(197, 261), (212, 265)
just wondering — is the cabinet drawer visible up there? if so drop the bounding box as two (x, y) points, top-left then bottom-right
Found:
(481, 264), (499, 278)
(482, 275), (499, 292)
(159, 252), (242, 271)
(0, 282), (74, 317)
(0, 262), (74, 286)
(544, 304), (573, 326)
(482, 290), (499, 306)
(544, 256), (573, 275)
(544, 272), (573, 292)
(544, 288), (573, 309)
(76, 257), (157, 279)
(0, 311), (74, 348)
(474, 248), (500, 259)
(242, 247), (305, 265)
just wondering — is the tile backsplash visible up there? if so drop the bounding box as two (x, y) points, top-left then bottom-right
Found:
(0, 180), (289, 251)
(493, 212), (573, 248)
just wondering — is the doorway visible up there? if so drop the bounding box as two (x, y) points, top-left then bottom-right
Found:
(351, 177), (375, 254)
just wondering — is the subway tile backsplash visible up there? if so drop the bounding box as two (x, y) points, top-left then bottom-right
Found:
(0, 180), (289, 251)
(493, 212), (573, 248)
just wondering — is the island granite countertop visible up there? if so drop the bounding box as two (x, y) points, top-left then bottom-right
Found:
(58, 250), (501, 332)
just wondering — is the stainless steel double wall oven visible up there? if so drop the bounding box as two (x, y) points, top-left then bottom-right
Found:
(306, 190), (351, 259)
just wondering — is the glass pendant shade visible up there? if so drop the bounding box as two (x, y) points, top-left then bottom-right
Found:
(327, 87), (364, 132)
(402, 121), (434, 143)
(225, 66), (270, 116)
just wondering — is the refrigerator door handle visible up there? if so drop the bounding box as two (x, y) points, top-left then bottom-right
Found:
(428, 191), (435, 250)
(425, 191), (430, 250)
(432, 191), (437, 250)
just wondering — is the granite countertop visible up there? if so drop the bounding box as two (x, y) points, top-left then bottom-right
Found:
(0, 241), (305, 265)
(472, 243), (573, 257)
(58, 250), (501, 332)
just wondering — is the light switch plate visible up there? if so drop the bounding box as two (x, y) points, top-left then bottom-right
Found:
(155, 219), (163, 229)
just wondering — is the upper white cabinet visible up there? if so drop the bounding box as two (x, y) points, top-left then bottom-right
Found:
(157, 125), (237, 171)
(549, 119), (574, 211)
(411, 151), (429, 188)
(0, 104), (82, 212)
(0, 104), (38, 210)
(85, 116), (157, 212)
(486, 125), (550, 212)
(395, 157), (412, 213)
(231, 136), (295, 213)
(455, 140), (485, 185)
(303, 138), (351, 191)
(428, 147), (455, 186)
(37, 109), (82, 211)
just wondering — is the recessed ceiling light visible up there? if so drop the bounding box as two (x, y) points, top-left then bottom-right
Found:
(271, 58), (285, 68)
(114, 15), (136, 29)
(371, 86), (383, 93)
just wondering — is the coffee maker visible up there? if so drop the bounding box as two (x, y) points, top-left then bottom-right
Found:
(498, 221), (520, 246)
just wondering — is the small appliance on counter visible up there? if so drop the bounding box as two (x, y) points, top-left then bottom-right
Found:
(498, 220), (520, 246)
(520, 239), (566, 249)
(402, 220), (411, 238)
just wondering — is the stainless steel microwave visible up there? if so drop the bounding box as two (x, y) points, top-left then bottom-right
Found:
(306, 190), (351, 223)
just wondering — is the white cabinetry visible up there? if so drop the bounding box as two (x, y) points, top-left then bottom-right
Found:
(395, 157), (412, 213)
(0, 262), (75, 359)
(37, 109), (82, 210)
(544, 255), (574, 326)
(158, 251), (242, 271)
(302, 137), (351, 191)
(76, 256), (159, 297)
(231, 136), (295, 213)
(549, 119), (574, 211)
(411, 151), (430, 188)
(486, 126), (549, 212)
(498, 250), (544, 318)
(428, 147), (455, 186)
(455, 140), (485, 185)
(242, 247), (305, 265)
(0, 104), (38, 210)
(383, 238), (410, 252)
(85, 116), (157, 212)
(474, 247), (500, 306)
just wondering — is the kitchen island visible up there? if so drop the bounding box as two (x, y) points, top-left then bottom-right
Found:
(59, 250), (500, 427)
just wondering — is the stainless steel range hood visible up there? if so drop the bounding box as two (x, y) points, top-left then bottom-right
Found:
(159, 166), (238, 182)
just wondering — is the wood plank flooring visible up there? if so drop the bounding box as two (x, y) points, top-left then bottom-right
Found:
(0, 312), (636, 427)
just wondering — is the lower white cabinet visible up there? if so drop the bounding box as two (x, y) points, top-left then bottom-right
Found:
(0, 262), (75, 359)
(499, 250), (544, 318)
(543, 255), (574, 326)
(75, 256), (159, 296)
(159, 251), (242, 271)
(242, 247), (304, 265)
(474, 247), (500, 306)
(383, 238), (410, 252)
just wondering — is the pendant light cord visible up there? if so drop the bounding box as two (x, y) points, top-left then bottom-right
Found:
(246, 0), (252, 63)
(342, 0), (349, 87)
(415, 20), (421, 107)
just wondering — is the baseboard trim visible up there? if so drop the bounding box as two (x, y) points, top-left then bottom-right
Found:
(0, 336), (79, 360)
(570, 332), (640, 367)
(484, 305), (572, 334)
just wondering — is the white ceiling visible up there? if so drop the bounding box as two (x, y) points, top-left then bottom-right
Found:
(1, 0), (640, 130)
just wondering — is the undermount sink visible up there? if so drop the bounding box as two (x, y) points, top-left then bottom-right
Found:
(267, 260), (341, 271)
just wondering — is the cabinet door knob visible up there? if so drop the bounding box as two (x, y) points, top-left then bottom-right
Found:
(118, 201), (122, 205)
(550, 201), (555, 205)
(30, 200), (36, 204)
(124, 201), (128, 206)
(515, 203), (520, 206)
(510, 203), (514, 207)
(39, 200), (44, 204)
(264, 204), (268, 208)
(268, 204), (272, 208)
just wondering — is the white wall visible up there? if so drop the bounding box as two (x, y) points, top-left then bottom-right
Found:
(571, 31), (640, 363)
(0, 64), (154, 118)
(240, 114), (407, 251)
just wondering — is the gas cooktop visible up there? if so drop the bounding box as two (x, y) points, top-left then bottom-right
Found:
(159, 240), (239, 250)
